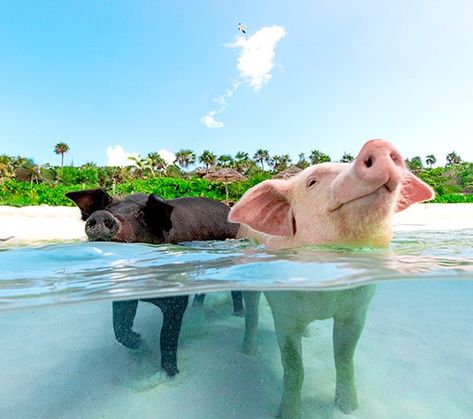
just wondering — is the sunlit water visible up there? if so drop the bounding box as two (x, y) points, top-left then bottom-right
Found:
(0, 230), (472, 418)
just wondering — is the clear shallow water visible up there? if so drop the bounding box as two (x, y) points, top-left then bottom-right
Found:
(1, 229), (473, 310)
(1, 230), (473, 419)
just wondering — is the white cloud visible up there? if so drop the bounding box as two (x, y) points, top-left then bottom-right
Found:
(106, 145), (139, 167)
(228, 25), (286, 91)
(158, 149), (176, 165)
(106, 146), (176, 166)
(202, 25), (285, 128)
(201, 112), (225, 128)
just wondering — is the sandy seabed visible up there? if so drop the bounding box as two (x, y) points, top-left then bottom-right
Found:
(0, 203), (472, 418)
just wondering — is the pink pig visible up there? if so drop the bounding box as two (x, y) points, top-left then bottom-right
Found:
(228, 140), (434, 418)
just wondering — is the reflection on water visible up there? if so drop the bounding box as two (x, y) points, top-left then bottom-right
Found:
(0, 229), (472, 418)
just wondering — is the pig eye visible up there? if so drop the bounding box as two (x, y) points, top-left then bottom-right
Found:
(307, 177), (318, 188)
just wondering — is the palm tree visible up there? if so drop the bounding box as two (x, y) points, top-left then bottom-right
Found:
(217, 154), (234, 168)
(309, 149), (331, 164)
(146, 152), (167, 175)
(253, 149), (270, 171)
(446, 151), (462, 166)
(425, 154), (437, 167)
(234, 151), (253, 174)
(175, 149), (196, 169)
(127, 156), (152, 178)
(199, 150), (217, 171)
(340, 152), (354, 163)
(296, 153), (309, 169)
(271, 154), (292, 172)
(406, 156), (423, 172)
(54, 142), (70, 167)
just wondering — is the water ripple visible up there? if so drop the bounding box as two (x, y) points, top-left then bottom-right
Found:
(0, 230), (472, 310)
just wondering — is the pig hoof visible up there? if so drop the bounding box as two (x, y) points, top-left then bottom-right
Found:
(116, 331), (143, 349)
(162, 364), (179, 378)
(232, 309), (245, 317)
(335, 387), (358, 414)
(241, 341), (257, 356)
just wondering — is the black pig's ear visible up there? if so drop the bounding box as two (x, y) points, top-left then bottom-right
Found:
(143, 194), (174, 233)
(66, 189), (113, 220)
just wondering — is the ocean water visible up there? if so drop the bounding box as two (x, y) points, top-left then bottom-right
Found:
(0, 230), (472, 418)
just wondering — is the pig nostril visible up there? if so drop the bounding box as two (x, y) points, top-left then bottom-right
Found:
(364, 157), (373, 168)
(390, 152), (402, 165)
(104, 219), (115, 229)
(88, 219), (96, 227)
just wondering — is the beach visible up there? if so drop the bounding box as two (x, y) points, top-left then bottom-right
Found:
(0, 203), (472, 418)
(1, 203), (473, 246)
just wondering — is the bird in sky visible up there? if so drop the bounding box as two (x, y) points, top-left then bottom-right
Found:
(238, 22), (247, 34)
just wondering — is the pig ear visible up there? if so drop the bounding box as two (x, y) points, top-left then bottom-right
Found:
(396, 172), (435, 212)
(229, 179), (295, 236)
(143, 194), (174, 233)
(65, 189), (113, 220)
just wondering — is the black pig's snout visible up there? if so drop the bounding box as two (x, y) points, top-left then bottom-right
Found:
(85, 211), (119, 241)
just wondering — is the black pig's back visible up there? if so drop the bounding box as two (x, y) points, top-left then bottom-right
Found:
(164, 197), (239, 243)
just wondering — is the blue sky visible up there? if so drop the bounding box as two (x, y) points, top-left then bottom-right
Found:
(1, 0), (472, 166)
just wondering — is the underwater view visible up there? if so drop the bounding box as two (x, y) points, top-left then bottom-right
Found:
(1, 229), (472, 419)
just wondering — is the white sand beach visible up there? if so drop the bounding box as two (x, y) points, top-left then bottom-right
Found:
(0, 203), (472, 419)
(1, 203), (473, 247)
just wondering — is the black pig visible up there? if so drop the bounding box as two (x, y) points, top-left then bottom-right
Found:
(66, 189), (242, 377)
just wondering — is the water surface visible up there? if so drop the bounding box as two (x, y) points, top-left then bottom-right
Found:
(1, 229), (472, 310)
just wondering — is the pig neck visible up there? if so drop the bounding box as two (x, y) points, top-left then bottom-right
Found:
(237, 221), (394, 250)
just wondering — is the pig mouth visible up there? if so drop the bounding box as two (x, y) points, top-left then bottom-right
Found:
(329, 184), (393, 212)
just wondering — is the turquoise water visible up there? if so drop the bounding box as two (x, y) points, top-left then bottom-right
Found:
(0, 230), (472, 418)
(1, 230), (472, 310)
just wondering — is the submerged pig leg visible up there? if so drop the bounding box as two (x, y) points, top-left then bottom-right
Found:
(231, 291), (244, 316)
(155, 295), (189, 377)
(242, 291), (261, 355)
(271, 311), (306, 419)
(333, 308), (369, 413)
(112, 300), (142, 349)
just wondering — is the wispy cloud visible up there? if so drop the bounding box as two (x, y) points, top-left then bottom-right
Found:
(202, 25), (286, 128)
(201, 81), (240, 128)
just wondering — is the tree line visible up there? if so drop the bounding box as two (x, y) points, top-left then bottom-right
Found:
(0, 142), (471, 206)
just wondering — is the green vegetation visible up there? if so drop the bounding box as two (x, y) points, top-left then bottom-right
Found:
(0, 147), (472, 206)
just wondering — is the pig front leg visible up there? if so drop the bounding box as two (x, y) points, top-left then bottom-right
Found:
(271, 310), (306, 419)
(192, 293), (205, 307)
(242, 291), (261, 355)
(231, 291), (245, 316)
(112, 300), (142, 349)
(332, 308), (370, 414)
(153, 296), (189, 377)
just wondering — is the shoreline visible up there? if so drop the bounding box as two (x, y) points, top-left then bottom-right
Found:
(0, 203), (472, 247)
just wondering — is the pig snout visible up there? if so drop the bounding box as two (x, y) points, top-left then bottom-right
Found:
(330, 140), (405, 211)
(85, 211), (119, 241)
(354, 140), (405, 192)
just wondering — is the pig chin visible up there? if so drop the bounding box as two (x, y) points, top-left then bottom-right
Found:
(86, 230), (117, 242)
(333, 188), (397, 246)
